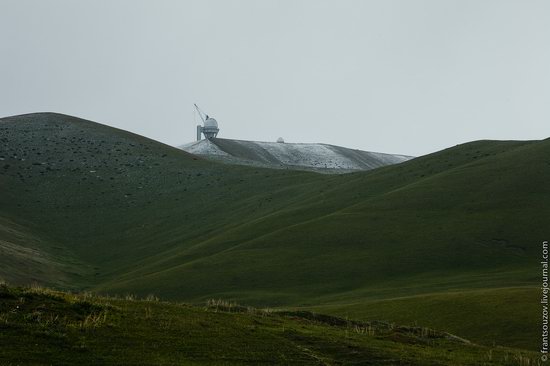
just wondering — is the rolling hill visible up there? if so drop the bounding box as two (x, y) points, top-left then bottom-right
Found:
(1, 112), (547, 352)
(180, 138), (412, 173)
(0, 283), (538, 365)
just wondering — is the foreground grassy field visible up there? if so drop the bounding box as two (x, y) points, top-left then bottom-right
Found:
(1, 113), (547, 353)
(308, 287), (538, 351)
(0, 284), (539, 365)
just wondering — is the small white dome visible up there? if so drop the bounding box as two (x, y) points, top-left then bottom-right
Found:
(277, 137), (285, 143)
(204, 118), (218, 128)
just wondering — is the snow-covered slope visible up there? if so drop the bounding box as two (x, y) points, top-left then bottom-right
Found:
(180, 138), (413, 173)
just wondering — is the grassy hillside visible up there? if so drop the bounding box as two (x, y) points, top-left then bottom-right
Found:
(1, 113), (547, 351)
(0, 283), (538, 365)
(0, 113), (323, 288)
(99, 138), (546, 305)
(309, 287), (539, 350)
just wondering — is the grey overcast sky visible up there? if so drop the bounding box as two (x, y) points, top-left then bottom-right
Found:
(1, 0), (549, 156)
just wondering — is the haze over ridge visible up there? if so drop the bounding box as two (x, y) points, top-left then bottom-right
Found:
(1, 0), (549, 156)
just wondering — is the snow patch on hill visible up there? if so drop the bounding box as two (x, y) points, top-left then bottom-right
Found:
(181, 139), (229, 157)
(179, 138), (412, 173)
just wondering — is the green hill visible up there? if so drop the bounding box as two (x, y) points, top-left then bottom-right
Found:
(1, 112), (547, 352)
(0, 283), (538, 365)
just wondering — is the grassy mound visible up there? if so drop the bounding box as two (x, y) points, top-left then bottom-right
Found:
(0, 284), (538, 365)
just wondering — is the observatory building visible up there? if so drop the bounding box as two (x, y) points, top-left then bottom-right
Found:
(194, 104), (219, 140)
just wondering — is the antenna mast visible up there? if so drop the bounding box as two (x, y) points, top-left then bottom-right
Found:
(194, 104), (207, 123)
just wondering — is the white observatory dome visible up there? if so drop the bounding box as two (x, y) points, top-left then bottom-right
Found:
(277, 137), (285, 143)
(204, 118), (218, 128)
(194, 104), (220, 140)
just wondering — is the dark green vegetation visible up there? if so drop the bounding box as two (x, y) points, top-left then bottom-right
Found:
(309, 287), (539, 351)
(0, 284), (538, 365)
(1, 113), (547, 356)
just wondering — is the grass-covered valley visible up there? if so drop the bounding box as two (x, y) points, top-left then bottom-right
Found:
(1, 112), (547, 363)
